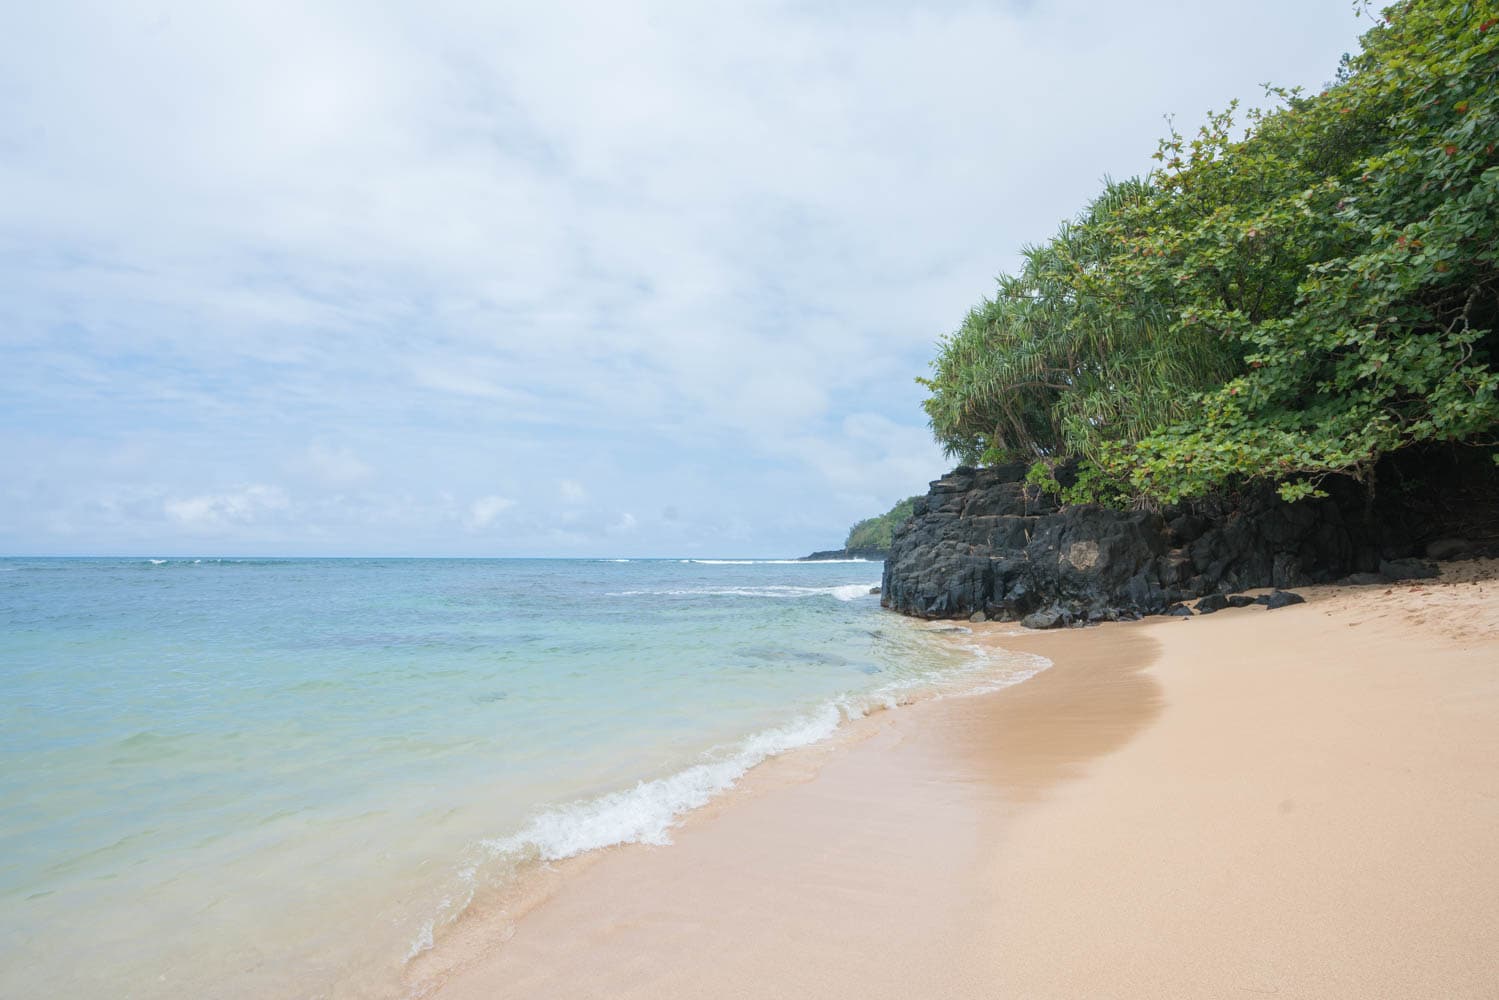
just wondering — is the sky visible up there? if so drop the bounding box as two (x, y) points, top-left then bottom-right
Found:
(0, 0), (1373, 557)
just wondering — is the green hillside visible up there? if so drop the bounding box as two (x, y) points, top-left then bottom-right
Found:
(845, 497), (919, 553)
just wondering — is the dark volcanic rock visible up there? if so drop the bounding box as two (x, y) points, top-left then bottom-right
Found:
(1167, 513), (1210, 546)
(1227, 595), (1257, 609)
(1166, 603), (1194, 617)
(1264, 590), (1307, 610)
(803, 547), (886, 562)
(882, 464), (1415, 622)
(1195, 593), (1231, 614)
(1021, 606), (1069, 630)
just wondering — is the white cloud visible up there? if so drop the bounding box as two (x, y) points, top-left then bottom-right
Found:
(0, 0), (1367, 555)
(163, 485), (290, 530)
(464, 494), (516, 530)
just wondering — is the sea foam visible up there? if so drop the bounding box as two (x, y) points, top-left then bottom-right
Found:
(609, 583), (879, 601)
(479, 705), (843, 864)
(408, 637), (1051, 966)
(403, 704), (858, 963)
(682, 558), (873, 565)
(406, 706), (851, 960)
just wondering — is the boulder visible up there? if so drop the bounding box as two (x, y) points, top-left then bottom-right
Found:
(1227, 595), (1257, 608)
(1194, 593), (1231, 614)
(1166, 603), (1194, 617)
(969, 610), (987, 623)
(1021, 607), (1068, 630)
(1263, 590), (1306, 610)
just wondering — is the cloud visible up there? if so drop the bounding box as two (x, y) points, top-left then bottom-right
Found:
(559, 480), (587, 504)
(465, 494), (516, 530)
(164, 485), (290, 531)
(295, 443), (373, 489)
(0, 0), (1368, 555)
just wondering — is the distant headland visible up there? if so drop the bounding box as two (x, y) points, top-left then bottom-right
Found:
(800, 496), (918, 561)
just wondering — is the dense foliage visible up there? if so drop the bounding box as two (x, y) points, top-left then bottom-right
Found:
(921, 0), (1499, 504)
(845, 496), (918, 552)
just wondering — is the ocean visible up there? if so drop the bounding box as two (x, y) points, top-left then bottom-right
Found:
(0, 557), (1039, 998)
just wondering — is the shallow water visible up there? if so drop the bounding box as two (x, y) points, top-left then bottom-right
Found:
(0, 557), (1031, 998)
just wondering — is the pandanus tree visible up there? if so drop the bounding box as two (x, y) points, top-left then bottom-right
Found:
(919, 178), (1241, 468)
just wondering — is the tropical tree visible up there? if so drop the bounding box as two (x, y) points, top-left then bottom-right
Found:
(923, 0), (1499, 504)
(920, 178), (1242, 466)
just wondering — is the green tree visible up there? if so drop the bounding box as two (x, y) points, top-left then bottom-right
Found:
(845, 497), (919, 552)
(923, 0), (1499, 505)
(919, 178), (1241, 467)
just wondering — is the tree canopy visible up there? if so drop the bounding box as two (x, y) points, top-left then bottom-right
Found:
(921, 0), (1499, 504)
(845, 496), (918, 553)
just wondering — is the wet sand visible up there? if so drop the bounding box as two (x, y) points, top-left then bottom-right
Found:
(416, 561), (1499, 999)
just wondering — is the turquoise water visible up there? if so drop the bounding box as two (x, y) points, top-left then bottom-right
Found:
(0, 557), (1028, 998)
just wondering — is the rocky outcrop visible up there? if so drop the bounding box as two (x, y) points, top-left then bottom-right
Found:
(881, 463), (1420, 623)
(801, 547), (887, 562)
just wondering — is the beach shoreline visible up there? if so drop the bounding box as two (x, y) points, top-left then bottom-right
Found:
(398, 617), (1052, 997)
(417, 559), (1499, 999)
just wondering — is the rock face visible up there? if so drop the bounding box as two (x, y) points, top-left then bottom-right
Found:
(881, 464), (1416, 622)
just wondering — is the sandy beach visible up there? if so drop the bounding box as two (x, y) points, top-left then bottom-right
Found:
(414, 560), (1499, 999)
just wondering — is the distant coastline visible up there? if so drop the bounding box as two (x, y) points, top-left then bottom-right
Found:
(798, 546), (886, 562)
(800, 495), (916, 562)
